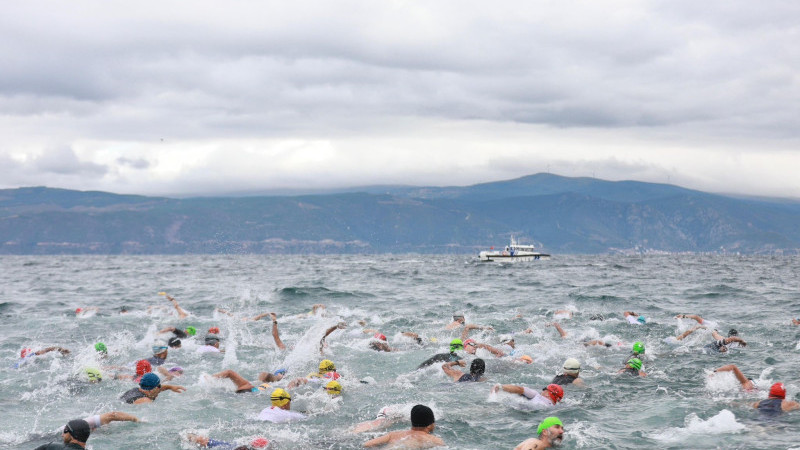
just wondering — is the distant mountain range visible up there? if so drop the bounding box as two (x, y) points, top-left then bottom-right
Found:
(1, 173), (799, 254)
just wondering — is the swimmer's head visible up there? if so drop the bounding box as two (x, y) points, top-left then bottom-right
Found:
(20, 348), (33, 358)
(769, 382), (786, 399)
(464, 339), (477, 354)
(208, 327), (220, 334)
(546, 384), (564, 403)
(374, 333), (387, 341)
(94, 342), (107, 354)
(274, 368), (287, 377)
(589, 314), (604, 321)
(519, 355), (533, 364)
(256, 382), (271, 392)
(319, 359), (336, 374)
(152, 344), (168, 356)
(139, 373), (161, 391)
(728, 329), (738, 337)
(270, 388), (291, 407)
(64, 419), (91, 443)
(453, 314), (465, 323)
(84, 367), (102, 383)
(75, 308), (83, 314)
(204, 335), (221, 346)
(470, 358), (486, 376)
(324, 380), (343, 396)
(136, 360), (152, 376)
(185, 326), (197, 336)
(562, 358), (580, 375)
(537, 416), (563, 436)
(168, 366), (183, 374)
(410, 404), (435, 428)
(250, 437), (269, 448)
(637, 315), (646, 324)
(500, 336), (515, 346)
(449, 339), (463, 353)
(632, 341), (645, 355)
(628, 358), (642, 371)
(167, 337), (181, 348)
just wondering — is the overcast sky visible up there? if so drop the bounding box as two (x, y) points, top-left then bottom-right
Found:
(1, 1), (798, 198)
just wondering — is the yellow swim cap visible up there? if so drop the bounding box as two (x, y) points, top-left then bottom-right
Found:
(319, 359), (336, 373)
(257, 382), (271, 392)
(324, 380), (342, 396)
(270, 388), (291, 407)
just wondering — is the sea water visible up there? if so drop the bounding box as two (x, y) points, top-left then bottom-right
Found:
(1, 254), (799, 449)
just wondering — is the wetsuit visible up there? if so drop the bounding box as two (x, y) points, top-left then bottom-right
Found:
(757, 398), (783, 416)
(121, 387), (148, 404)
(551, 374), (575, 385)
(458, 373), (481, 382)
(146, 355), (167, 366)
(171, 328), (188, 338)
(417, 352), (461, 369)
(621, 367), (640, 376)
(34, 443), (84, 450)
(704, 340), (726, 353)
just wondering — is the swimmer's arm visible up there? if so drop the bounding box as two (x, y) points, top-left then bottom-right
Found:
(675, 326), (705, 340)
(37, 346), (70, 355)
(98, 411), (139, 425)
(548, 322), (567, 338)
(639, 370), (647, 377)
(161, 384), (186, 393)
(319, 322), (346, 354)
(715, 365), (749, 387)
(164, 295), (189, 319)
(726, 337), (747, 347)
(251, 313), (271, 321)
(132, 397), (153, 404)
(783, 401), (800, 411)
(287, 377), (309, 389)
(676, 314), (703, 324)
(496, 384), (525, 395)
(157, 366), (176, 381)
(477, 343), (505, 358)
(158, 327), (177, 334)
(363, 329), (378, 334)
(441, 361), (465, 381)
(270, 313), (287, 350)
(710, 329), (724, 340)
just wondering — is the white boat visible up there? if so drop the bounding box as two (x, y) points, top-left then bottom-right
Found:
(478, 237), (551, 262)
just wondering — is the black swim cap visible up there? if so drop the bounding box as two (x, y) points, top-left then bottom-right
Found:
(168, 337), (181, 348)
(410, 404), (435, 427)
(589, 314), (604, 321)
(205, 335), (220, 345)
(728, 329), (738, 337)
(470, 358), (485, 376)
(64, 419), (91, 443)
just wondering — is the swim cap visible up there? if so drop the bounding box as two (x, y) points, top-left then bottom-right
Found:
(323, 371), (341, 380)
(204, 335), (220, 345)
(628, 358), (642, 371)
(374, 333), (387, 341)
(185, 326), (197, 336)
(769, 382), (786, 399)
(501, 336), (515, 345)
(64, 419), (91, 443)
(464, 339), (477, 348)
(589, 314), (604, 321)
(274, 368), (287, 376)
(470, 358), (486, 376)
(152, 344), (168, 355)
(637, 315), (646, 324)
(325, 380), (343, 396)
(75, 308), (83, 314)
(21, 348), (32, 358)
(537, 416), (563, 436)
(85, 367), (102, 383)
(270, 388), (291, 407)
(410, 404), (435, 427)
(250, 437), (269, 448)
(453, 314), (465, 321)
(520, 355), (533, 364)
(168, 337), (181, 348)
(562, 358), (580, 375)
(136, 360), (152, 376)
(256, 382), (271, 392)
(208, 327), (220, 334)
(95, 342), (107, 354)
(319, 359), (336, 373)
(139, 373), (161, 390)
(168, 366), (183, 373)
(449, 339), (463, 352)
(728, 329), (738, 337)
(546, 384), (564, 403)
(632, 341), (645, 355)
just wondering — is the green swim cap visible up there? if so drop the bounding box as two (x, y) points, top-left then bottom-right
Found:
(537, 416), (563, 436)
(85, 367), (102, 383)
(632, 341), (644, 354)
(628, 358), (642, 370)
(185, 326), (197, 336)
(94, 342), (107, 353)
(449, 338), (464, 352)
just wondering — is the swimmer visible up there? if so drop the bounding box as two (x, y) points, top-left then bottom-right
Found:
(753, 383), (800, 414)
(120, 373), (186, 404)
(442, 358), (486, 382)
(269, 312), (287, 350)
(113, 359), (152, 383)
(623, 311), (646, 325)
(551, 358), (584, 386)
(14, 346), (70, 368)
(258, 388), (307, 423)
(158, 325), (197, 339)
(713, 364), (756, 391)
(445, 314), (466, 330)
(793, 318), (800, 325)
(34, 413), (138, 450)
(463, 339), (505, 358)
(583, 340), (613, 347)
(287, 359), (340, 388)
(216, 308), (274, 322)
(626, 341), (645, 363)
(553, 309), (573, 319)
(460, 323), (494, 341)
(492, 383), (564, 407)
(147, 343), (170, 366)
(618, 358), (646, 377)
(212, 368), (284, 393)
(74, 306), (99, 316)
(675, 313), (717, 328)
(705, 329), (747, 353)
(417, 339), (463, 369)
(352, 407), (401, 434)
(547, 322), (568, 338)
(158, 292), (189, 319)
(363, 404), (445, 448)
(369, 333), (392, 352)
(197, 335), (223, 353)
(84, 367), (103, 383)
(157, 366), (184, 382)
(319, 321), (347, 354)
(186, 433), (269, 449)
(514, 416), (565, 450)
(94, 342), (108, 357)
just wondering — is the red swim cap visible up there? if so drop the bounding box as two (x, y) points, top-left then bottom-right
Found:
(323, 371), (341, 380)
(208, 327), (220, 334)
(75, 308), (83, 314)
(374, 333), (387, 341)
(546, 384), (564, 402)
(464, 339), (477, 347)
(136, 359), (152, 376)
(769, 382), (786, 399)
(250, 437), (269, 448)
(21, 348), (32, 358)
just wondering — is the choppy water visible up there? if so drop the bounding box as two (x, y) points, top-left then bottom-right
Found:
(1, 254), (799, 449)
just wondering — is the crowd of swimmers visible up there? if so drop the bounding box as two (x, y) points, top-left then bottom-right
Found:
(20, 295), (800, 449)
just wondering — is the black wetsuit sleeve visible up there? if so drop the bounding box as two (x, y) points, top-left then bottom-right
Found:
(173, 329), (188, 338)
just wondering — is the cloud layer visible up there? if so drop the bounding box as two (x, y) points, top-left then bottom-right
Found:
(1, 1), (799, 197)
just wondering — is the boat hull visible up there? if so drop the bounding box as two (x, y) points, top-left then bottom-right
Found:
(478, 251), (551, 262)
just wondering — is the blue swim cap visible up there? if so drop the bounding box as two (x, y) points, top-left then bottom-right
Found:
(637, 315), (646, 324)
(139, 373), (161, 390)
(274, 368), (287, 376)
